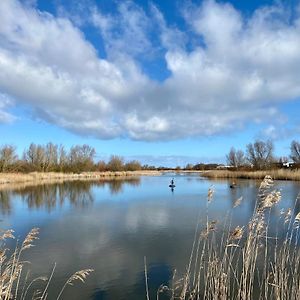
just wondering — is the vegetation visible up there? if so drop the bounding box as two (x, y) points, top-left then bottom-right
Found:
(246, 140), (274, 169)
(224, 140), (300, 170)
(151, 176), (300, 299)
(1, 139), (300, 175)
(0, 228), (93, 299)
(290, 140), (300, 163)
(226, 147), (245, 168)
(202, 169), (300, 181)
(184, 140), (300, 172)
(0, 143), (143, 173)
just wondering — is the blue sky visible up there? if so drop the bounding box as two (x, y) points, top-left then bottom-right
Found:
(0, 0), (300, 167)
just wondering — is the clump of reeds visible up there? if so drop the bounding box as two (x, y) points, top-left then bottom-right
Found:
(202, 169), (300, 181)
(152, 175), (300, 300)
(0, 228), (93, 299)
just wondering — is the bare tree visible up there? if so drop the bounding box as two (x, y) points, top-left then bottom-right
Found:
(226, 147), (245, 168)
(69, 144), (96, 172)
(107, 155), (124, 171)
(290, 140), (300, 163)
(23, 143), (49, 171)
(125, 160), (142, 171)
(236, 150), (245, 167)
(96, 160), (107, 172)
(24, 143), (36, 165)
(0, 145), (17, 172)
(227, 147), (237, 167)
(246, 140), (274, 169)
(44, 142), (58, 171)
(58, 145), (68, 172)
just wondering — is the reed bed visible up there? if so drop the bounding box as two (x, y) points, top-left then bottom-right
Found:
(202, 169), (300, 181)
(151, 176), (300, 300)
(0, 228), (93, 299)
(0, 170), (161, 185)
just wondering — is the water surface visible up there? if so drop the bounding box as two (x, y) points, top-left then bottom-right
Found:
(0, 174), (299, 299)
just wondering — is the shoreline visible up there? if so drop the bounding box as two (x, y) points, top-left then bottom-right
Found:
(0, 171), (161, 187)
(201, 169), (300, 181)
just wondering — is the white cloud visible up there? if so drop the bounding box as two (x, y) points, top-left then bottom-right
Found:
(91, 1), (153, 58)
(0, 0), (300, 140)
(0, 93), (15, 123)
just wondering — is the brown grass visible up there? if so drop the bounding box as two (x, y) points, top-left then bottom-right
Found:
(0, 228), (93, 299)
(0, 170), (161, 186)
(202, 169), (300, 181)
(152, 175), (300, 299)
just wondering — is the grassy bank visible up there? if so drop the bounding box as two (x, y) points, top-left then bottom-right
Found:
(201, 169), (300, 181)
(0, 171), (161, 185)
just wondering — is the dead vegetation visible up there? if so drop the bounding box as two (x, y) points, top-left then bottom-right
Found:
(149, 176), (300, 299)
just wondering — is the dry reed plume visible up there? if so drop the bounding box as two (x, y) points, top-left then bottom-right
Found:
(0, 228), (93, 299)
(150, 175), (300, 300)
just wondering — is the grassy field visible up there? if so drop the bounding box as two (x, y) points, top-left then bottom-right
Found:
(201, 169), (300, 181)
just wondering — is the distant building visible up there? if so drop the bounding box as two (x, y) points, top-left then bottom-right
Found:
(282, 162), (294, 168)
(216, 165), (233, 170)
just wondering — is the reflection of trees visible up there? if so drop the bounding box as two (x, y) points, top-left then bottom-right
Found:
(109, 180), (123, 194)
(12, 181), (95, 211)
(0, 190), (11, 214)
(0, 177), (141, 213)
(107, 178), (141, 195)
(15, 184), (57, 211)
(63, 181), (94, 207)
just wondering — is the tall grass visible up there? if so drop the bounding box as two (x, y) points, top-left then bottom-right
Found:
(152, 176), (300, 299)
(202, 169), (300, 181)
(0, 170), (160, 186)
(0, 228), (93, 299)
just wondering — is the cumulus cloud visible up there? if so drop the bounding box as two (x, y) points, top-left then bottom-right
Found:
(91, 1), (154, 59)
(0, 0), (300, 140)
(0, 93), (15, 123)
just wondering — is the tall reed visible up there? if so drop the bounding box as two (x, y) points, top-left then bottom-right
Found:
(0, 228), (93, 299)
(202, 169), (300, 181)
(154, 176), (300, 299)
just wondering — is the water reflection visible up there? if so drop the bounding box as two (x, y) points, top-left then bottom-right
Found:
(0, 190), (11, 214)
(108, 178), (140, 194)
(1, 176), (300, 300)
(0, 178), (140, 213)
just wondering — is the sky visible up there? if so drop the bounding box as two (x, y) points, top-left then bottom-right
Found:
(0, 0), (300, 167)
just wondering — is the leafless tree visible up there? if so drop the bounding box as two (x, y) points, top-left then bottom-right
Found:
(290, 140), (300, 163)
(107, 155), (124, 171)
(44, 142), (58, 171)
(246, 140), (274, 169)
(58, 145), (68, 172)
(0, 145), (17, 172)
(125, 160), (142, 171)
(69, 144), (96, 172)
(226, 147), (245, 168)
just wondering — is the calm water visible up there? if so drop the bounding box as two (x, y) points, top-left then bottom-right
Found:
(0, 173), (300, 299)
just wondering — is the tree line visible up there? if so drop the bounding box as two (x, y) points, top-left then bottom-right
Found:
(226, 140), (300, 170)
(1, 140), (300, 173)
(0, 143), (144, 173)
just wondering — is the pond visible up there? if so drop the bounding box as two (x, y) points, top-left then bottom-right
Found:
(0, 173), (299, 299)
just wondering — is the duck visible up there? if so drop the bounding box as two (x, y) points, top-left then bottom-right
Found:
(230, 181), (237, 189)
